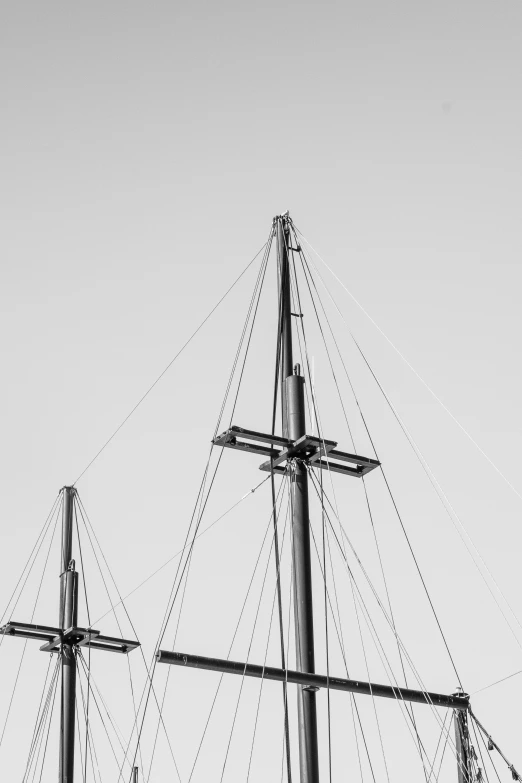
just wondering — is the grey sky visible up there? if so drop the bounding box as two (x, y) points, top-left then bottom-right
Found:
(1, 1), (522, 779)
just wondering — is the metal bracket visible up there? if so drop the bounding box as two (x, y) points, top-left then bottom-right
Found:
(213, 426), (380, 479)
(1, 620), (140, 655)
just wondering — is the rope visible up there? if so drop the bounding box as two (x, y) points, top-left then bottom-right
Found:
(23, 655), (53, 778)
(73, 503), (94, 783)
(246, 491), (294, 782)
(218, 484), (291, 783)
(87, 475), (269, 628)
(287, 231), (389, 779)
(295, 226), (522, 505)
(76, 653), (102, 783)
(35, 657), (60, 783)
(77, 652), (129, 774)
(81, 237), (271, 778)
(311, 514), (377, 781)
(0, 493), (61, 631)
(288, 232), (447, 774)
(297, 237), (464, 687)
(296, 233), (430, 776)
(146, 535), (196, 782)
(308, 470), (460, 768)
(282, 237), (459, 772)
(470, 718), (497, 783)
(76, 498), (181, 783)
(295, 234), (464, 689)
(309, 515), (393, 780)
(75, 500), (146, 771)
(0, 502), (60, 753)
(472, 668), (522, 695)
(22, 655), (59, 783)
(322, 514), (368, 782)
(126, 234), (275, 777)
(320, 469), (333, 783)
(73, 238), (270, 485)
(188, 480), (288, 781)
(471, 710), (521, 781)
(300, 228), (522, 654)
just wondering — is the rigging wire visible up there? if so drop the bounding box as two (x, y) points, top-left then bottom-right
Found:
(307, 497), (377, 782)
(75, 694), (86, 783)
(23, 655), (58, 782)
(472, 669), (522, 696)
(75, 499), (182, 783)
(35, 656), (60, 783)
(73, 238), (270, 485)
(286, 324), (374, 780)
(322, 509), (371, 783)
(291, 235), (465, 778)
(146, 533), (197, 782)
(300, 228), (522, 656)
(309, 511), (393, 781)
(320, 469), (333, 783)
(295, 231), (430, 777)
(245, 566), (280, 782)
(470, 711), (521, 782)
(295, 226), (522, 507)
(77, 651), (130, 774)
(307, 469), (461, 771)
(87, 475), (270, 628)
(286, 239), (387, 780)
(73, 503), (95, 783)
(76, 499), (146, 774)
(288, 232), (446, 774)
(23, 655), (53, 778)
(0, 493), (62, 633)
(22, 655), (59, 783)
(188, 475), (289, 782)
(426, 712), (450, 783)
(77, 229), (273, 774)
(299, 274), (520, 782)
(123, 229), (275, 779)
(246, 486), (294, 783)
(353, 332), (522, 660)
(0, 501), (61, 753)
(293, 230), (464, 690)
(280, 540), (297, 783)
(470, 717), (498, 783)
(219, 478), (292, 783)
(76, 650), (102, 783)
(77, 650), (131, 754)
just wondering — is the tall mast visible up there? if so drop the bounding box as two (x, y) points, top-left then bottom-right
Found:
(161, 212), (472, 779)
(60, 486), (78, 783)
(277, 214), (320, 783)
(0, 490), (140, 781)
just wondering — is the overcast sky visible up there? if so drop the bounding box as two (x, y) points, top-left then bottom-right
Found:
(1, 1), (522, 780)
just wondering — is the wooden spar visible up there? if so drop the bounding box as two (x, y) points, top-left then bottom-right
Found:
(155, 650), (470, 711)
